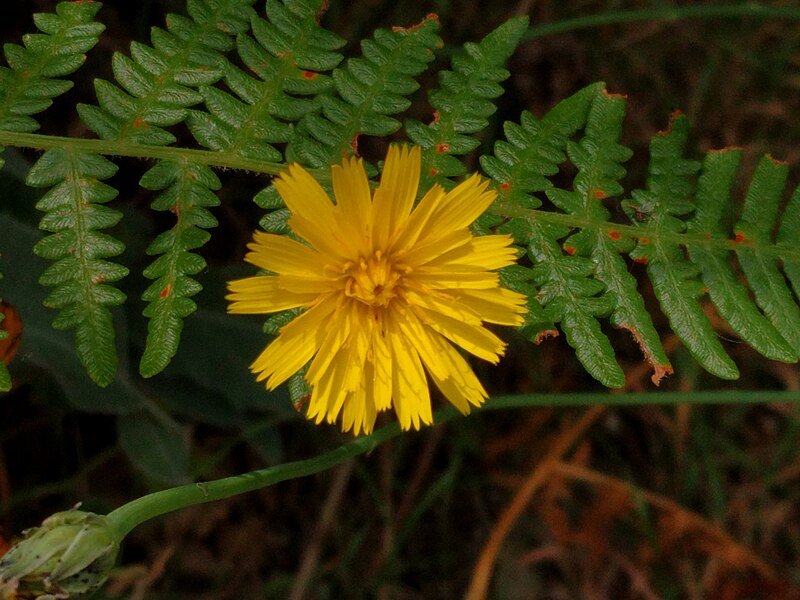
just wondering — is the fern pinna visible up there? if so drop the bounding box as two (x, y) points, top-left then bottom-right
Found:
(1, 0), (800, 394)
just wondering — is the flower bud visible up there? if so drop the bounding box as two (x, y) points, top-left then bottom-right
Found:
(0, 507), (119, 599)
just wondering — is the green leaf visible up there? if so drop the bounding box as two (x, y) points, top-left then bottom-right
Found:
(687, 150), (796, 362)
(0, 1), (104, 134)
(139, 160), (221, 378)
(28, 150), (128, 387)
(407, 15), (529, 188)
(288, 13), (440, 167)
(733, 157), (800, 355)
(628, 114), (738, 380)
(118, 410), (191, 485)
(0, 214), (144, 412)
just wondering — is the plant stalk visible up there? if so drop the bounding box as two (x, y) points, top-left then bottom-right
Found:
(105, 389), (800, 538)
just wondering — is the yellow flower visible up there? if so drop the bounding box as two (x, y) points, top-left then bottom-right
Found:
(227, 145), (527, 435)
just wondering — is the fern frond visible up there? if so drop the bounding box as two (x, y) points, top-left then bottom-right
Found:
(139, 160), (221, 378)
(72, 0), (256, 379)
(28, 150), (128, 387)
(78, 0), (255, 144)
(496, 89), (634, 387)
(0, 1), (104, 167)
(188, 0), (344, 162)
(685, 150), (797, 364)
(627, 115), (738, 379)
(287, 12), (440, 168)
(733, 157), (800, 355)
(406, 16), (528, 190)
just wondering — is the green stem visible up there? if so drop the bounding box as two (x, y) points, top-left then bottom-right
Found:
(0, 131), (286, 176)
(524, 4), (800, 41)
(105, 389), (800, 538)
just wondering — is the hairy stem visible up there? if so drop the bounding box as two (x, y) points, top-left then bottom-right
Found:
(105, 389), (799, 538)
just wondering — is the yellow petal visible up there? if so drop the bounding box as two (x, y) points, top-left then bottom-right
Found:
(413, 304), (506, 363)
(425, 174), (495, 233)
(250, 295), (338, 388)
(372, 145), (421, 249)
(274, 163), (335, 223)
(389, 183), (447, 254)
(332, 156), (372, 252)
(370, 326), (393, 411)
(387, 313), (432, 430)
(245, 231), (326, 277)
(457, 288), (528, 326)
(226, 276), (316, 313)
(424, 234), (518, 271)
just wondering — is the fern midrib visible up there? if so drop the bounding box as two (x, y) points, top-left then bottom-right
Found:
(493, 199), (800, 262)
(0, 130), (286, 175)
(224, 59), (297, 158)
(326, 33), (431, 162)
(65, 151), (106, 340)
(113, 2), (239, 143)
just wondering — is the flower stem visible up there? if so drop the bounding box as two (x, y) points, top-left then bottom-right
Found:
(104, 389), (799, 539)
(524, 4), (800, 41)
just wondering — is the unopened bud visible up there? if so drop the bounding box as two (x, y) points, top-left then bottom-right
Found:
(0, 507), (119, 599)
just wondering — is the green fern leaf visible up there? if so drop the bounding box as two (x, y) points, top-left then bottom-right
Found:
(27, 150), (128, 387)
(287, 13), (440, 168)
(627, 114), (738, 379)
(733, 157), (800, 355)
(0, 1), (103, 167)
(139, 159), (221, 378)
(187, 0), (344, 162)
(777, 186), (800, 299)
(72, 0), (257, 379)
(406, 16), (528, 190)
(686, 150), (796, 363)
(545, 90), (671, 386)
(77, 0), (254, 144)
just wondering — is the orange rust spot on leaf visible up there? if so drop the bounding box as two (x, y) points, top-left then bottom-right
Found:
(301, 70), (318, 79)
(534, 329), (559, 345)
(591, 188), (606, 200)
(609, 230), (621, 240)
(0, 301), (22, 366)
(350, 133), (361, 157)
(91, 276), (105, 284)
(638, 237), (649, 245)
(766, 154), (788, 166)
(294, 392), (312, 412)
(392, 13), (439, 33)
(436, 143), (450, 153)
(564, 246), (576, 256)
(430, 110), (441, 126)
(633, 256), (649, 264)
(429, 168), (439, 177)
(601, 88), (627, 100)
(734, 232), (746, 243)
(657, 109), (684, 136)
(499, 182), (511, 191)
(160, 284), (172, 299)
(133, 117), (149, 128)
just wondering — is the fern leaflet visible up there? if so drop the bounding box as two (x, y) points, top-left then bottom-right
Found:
(406, 16), (528, 190)
(0, 1), (104, 168)
(28, 150), (127, 387)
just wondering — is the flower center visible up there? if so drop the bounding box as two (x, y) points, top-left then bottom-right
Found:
(344, 251), (403, 307)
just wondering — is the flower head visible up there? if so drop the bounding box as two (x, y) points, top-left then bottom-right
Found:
(228, 145), (527, 434)
(0, 507), (119, 599)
